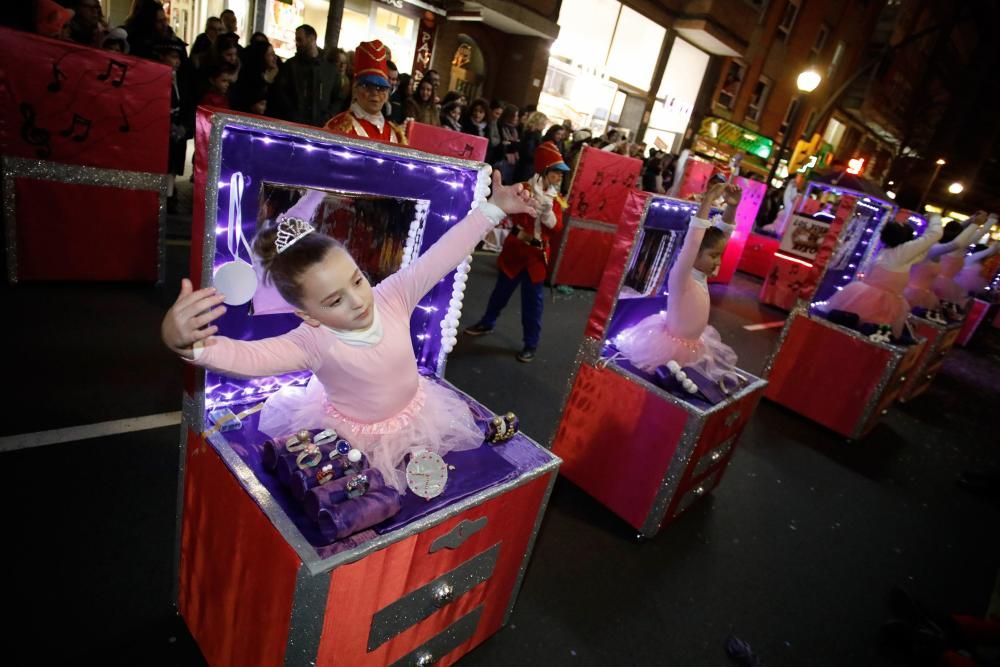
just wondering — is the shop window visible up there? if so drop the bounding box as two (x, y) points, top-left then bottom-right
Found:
(605, 5), (666, 90)
(812, 24), (829, 57)
(776, 0), (799, 42)
(716, 59), (746, 110)
(827, 41), (846, 80)
(746, 76), (771, 122)
(779, 97), (800, 137)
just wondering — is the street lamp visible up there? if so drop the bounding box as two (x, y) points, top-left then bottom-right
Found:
(766, 69), (822, 188)
(948, 182), (964, 194)
(918, 158), (947, 210)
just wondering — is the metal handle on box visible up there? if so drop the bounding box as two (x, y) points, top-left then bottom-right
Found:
(414, 651), (435, 666)
(431, 582), (455, 607)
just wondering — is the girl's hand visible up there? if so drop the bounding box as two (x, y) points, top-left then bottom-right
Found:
(722, 183), (743, 207)
(487, 169), (537, 217)
(161, 278), (227, 358)
(698, 182), (728, 219)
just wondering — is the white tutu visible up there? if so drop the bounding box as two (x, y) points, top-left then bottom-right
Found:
(259, 375), (483, 493)
(614, 313), (742, 391)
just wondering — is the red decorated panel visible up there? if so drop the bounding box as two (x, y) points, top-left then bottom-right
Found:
(314, 473), (552, 666)
(738, 232), (780, 278)
(675, 157), (716, 199)
(567, 146), (642, 225)
(13, 178), (160, 281)
(552, 224), (617, 288)
(552, 363), (689, 530)
(759, 254), (815, 311)
(0, 27), (170, 172)
(406, 122), (489, 162)
(766, 315), (895, 437)
(957, 299), (989, 346)
(178, 432), (301, 667)
(585, 191), (650, 339)
(711, 177), (767, 284)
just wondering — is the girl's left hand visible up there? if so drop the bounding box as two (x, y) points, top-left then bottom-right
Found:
(722, 183), (743, 206)
(488, 170), (537, 217)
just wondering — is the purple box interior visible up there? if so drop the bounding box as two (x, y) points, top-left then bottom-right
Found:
(800, 182), (894, 306)
(205, 120), (485, 408)
(216, 374), (551, 559)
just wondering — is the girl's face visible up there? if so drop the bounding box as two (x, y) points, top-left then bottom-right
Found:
(418, 81), (433, 102)
(471, 106), (486, 123)
(694, 240), (725, 277)
(295, 247), (375, 330)
(264, 46), (277, 68)
(449, 105), (462, 121)
(251, 99), (267, 115)
(223, 47), (239, 65)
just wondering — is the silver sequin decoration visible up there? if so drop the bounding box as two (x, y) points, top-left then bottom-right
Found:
(284, 565), (332, 666)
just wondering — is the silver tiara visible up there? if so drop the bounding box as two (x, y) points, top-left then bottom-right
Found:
(275, 216), (315, 254)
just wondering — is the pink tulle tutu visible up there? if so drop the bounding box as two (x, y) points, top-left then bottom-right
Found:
(822, 267), (909, 337)
(614, 313), (742, 390)
(906, 261), (941, 310)
(259, 375), (483, 493)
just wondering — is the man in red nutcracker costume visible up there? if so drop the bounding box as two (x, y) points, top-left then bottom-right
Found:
(464, 141), (569, 362)
(324, 39), (407, 144)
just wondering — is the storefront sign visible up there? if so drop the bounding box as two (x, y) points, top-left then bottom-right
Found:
(698, 116), (773, 160)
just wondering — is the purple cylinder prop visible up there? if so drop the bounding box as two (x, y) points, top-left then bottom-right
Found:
(289, 454), (369, 501)
(316, 488), (402, 541)
(304, 468), (387, 521)
(273, 440), (345, 486)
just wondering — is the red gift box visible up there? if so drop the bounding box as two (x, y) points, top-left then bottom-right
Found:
(898, 315), (964, 402)
(764, 308), (926, 439)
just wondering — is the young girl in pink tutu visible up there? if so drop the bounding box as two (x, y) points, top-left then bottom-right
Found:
(954, 237), (1000, 295)
(161, 171), (535, 493)
(932, 211), (994, 306)
(821, 214), (942, 337)
(905, 213), (988, 312)
(614, 181), (743, 392)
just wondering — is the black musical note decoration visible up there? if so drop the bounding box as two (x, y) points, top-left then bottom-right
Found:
(59, 113), (91, 142)
(118, 104), (130, 132)
(97, 59), (128, 87)
(461, 143), (474, 158)
(20, 103), (51, 158)
(47, 63), (66, 93)
(593, 171), (606, 187)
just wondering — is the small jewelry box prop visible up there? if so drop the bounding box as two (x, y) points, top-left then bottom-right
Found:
(550, 191), (767, 537)
(175, 109), (559, 667)
(548, 145), (642, 289)
(764, 211), (928, 439)
(759, 181), (895, 311)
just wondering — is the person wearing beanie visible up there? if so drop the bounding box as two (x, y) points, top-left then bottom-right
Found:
(464, 141), (570, 362)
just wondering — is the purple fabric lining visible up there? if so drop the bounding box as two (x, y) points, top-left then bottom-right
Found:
(289, 453), (368, 502)
(215, 376), (544, 557)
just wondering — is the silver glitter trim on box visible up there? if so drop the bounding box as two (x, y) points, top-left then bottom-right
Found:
(388, 606), (483, 667)
(2, 156), (169, 284)
(640, 412), (702, 536)
(368, 543), (500, 651)
(171, 391), (200, 607)
(548, 336), (603, 448)
(851, 349), (901, 440)
(283, 564), (332, 666)
(503, 466), (557, 625)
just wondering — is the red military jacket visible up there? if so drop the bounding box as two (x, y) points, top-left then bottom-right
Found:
(324, 109), (407, 144)
(497, 188), (566, 284)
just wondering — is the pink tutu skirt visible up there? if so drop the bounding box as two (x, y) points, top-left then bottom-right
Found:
(903, 285), (940, 311)
(932, 275), (969, 305)
(258, 375), (483, 493)
(823, 281), (909, 337)
(614, 313), (741, 390)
